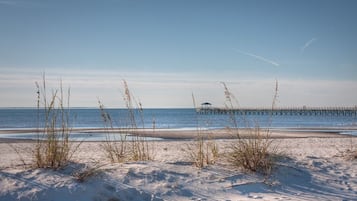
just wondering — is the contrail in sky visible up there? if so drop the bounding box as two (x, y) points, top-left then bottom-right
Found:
(233, 49), (280, 67)
(301, 38), (317, 53)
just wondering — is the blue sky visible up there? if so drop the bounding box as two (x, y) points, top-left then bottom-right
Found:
(1, 0), (357, 108)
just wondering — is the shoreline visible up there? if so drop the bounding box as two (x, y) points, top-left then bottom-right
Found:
(0, 127), (355, 143)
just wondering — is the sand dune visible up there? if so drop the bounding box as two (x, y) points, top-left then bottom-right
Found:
(0, 132), (356, 200)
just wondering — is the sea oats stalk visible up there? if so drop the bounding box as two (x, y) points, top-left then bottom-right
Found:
(186, 94), (219, 168)
(99, 80), (153, 163)
(33, 75), (79, 169)
(226, 80), (280, 176)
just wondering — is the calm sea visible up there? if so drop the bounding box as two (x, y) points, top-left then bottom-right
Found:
(0, 108), (356, 139)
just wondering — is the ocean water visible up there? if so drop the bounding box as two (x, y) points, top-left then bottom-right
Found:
(0, 108), (356, 129)
(0, 108), (356, 140)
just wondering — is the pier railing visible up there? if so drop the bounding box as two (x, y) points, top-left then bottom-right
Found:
(196, 106), (357, 116)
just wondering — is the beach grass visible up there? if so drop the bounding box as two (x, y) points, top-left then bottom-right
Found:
(185, 132), (219, 168)
(186, 81), (280, 173)
(223, 81), (280, 175)
(72, 162), (105, 183)
(227, 127), (278, 175)
(185, 94), (219, 168)
(99, 80), (153, 163)
(33, 75), (80, 169)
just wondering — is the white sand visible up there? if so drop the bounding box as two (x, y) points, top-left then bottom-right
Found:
(1, 137), (357, 201)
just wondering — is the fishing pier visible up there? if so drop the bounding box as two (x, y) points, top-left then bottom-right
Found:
(196, 104), (357, 117)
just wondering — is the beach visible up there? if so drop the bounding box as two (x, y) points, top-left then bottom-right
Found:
(2, 0), (357, 200)
(1, 129), (356, 201)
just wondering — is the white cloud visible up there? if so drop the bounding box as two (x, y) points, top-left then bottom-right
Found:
(278, 79), (357, 107)
(1, 68), (356, 108)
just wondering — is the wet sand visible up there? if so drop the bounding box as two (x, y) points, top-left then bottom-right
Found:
(0, 127), (353, 143)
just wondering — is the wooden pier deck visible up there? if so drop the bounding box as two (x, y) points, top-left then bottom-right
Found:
(196, 106), (357, 116)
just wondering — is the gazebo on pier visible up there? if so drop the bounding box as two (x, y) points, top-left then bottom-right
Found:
(200, 102), (212, 108)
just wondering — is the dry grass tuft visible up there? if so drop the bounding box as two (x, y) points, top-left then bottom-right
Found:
(347, 149), (357, 160)
(227, 127), (278, 175)
(185, 133), (219, 168)
(346, 138), (357, 160)
(99, 80), (153, 163)
(337, 138), (357, 160)
(98, 100), (128, 163)
(33, 75), (80, 169)
(185, 94), (219, 168)
(353, 151), (357, 160)
(224, 81), (280, 176)
(72, 163), (105, 183)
